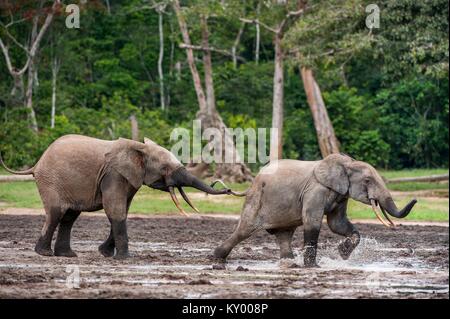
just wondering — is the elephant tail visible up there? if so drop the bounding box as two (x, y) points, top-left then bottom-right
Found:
(210, 179), (249, 197)
(0, 153), (35, 175)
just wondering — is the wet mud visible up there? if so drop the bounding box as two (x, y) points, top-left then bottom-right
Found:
(0, 213), (448, 298)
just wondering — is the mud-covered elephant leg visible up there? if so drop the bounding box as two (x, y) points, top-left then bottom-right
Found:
(98, 221), (115, 257)
(213, 221), (254, 261)
(327, 199), (360, 260)
(271, 227), (296, 259)
(54, 209), (81, 257)
(303, 210), (324, 268)
(101, 173), (131, 260)
(35, 207), (63, 256)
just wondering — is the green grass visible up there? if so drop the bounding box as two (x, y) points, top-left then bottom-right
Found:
(380, 168), (448, 179)
(0, 181), (43, 208)
(0, 169), (448, 221)
(387, 181), (448, 191)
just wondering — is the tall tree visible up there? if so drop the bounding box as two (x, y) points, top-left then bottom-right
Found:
(300, 67), (340, 156)
(173, 0), (253, 182)
(0, 0), (61, 132)
(156, 2), (167, 110)
(241, 0), (306, 161)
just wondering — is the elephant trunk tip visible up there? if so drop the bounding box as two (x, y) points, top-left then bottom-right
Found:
(381, 197), (417, 219)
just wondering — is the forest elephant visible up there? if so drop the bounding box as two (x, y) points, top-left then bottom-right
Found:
(213, 154), (417, 267)
(1, 134), (234, 259)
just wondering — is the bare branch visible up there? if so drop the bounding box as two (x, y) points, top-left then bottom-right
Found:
(0, 38), (14, 74)
(179, 43), (246, 62)
(239, 18), (278, 34)
(29, 1), (60, 58)
(0, 24), (30, 53)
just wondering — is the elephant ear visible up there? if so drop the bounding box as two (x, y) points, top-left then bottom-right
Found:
(104, 139), (145, 189)
(313, 154), (351, 195)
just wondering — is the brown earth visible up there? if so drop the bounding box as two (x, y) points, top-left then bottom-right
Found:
(0, 212), (448, 299)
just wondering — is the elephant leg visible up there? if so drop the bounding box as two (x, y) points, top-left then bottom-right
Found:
(303, 210), (324, 268)
(35, 207), (63, 256)
(213, 221), (255, 261)
(272, 227), (296, 259)
(326, 199), (360, 260)
(54, 210), (81, 257)
(99, 196), (134, 258)
(101, 173), (132, 260)
(98, 225), (115, 257)
(110, 219), (129, 260)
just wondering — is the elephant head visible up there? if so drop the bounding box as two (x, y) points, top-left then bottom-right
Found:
(104, 137), (231, 216)
(314, 154), (417, 227)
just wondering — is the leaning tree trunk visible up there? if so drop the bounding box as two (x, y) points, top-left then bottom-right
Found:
(300, 67), (340, 157)
(269, 34), (284, 161)
(199, 16), (252, 182)
(173, 1), (253, 182)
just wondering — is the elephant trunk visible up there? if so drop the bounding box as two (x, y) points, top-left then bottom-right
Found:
(379, 197), (417, 219)
(169, 167), (231, 195)
(164, 167), (232, 216)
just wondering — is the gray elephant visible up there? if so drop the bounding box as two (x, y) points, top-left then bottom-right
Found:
(1, 134), (232, 259)
(213, 154), (417, 267)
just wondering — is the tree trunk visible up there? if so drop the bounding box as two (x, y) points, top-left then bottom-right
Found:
(172, 0), (207, 111)
(130, 115), (139, 141)
(200, 16), (216, 115)
(105, 0), (111, 14)
(11, 74), (24, 103)
(199, 16), (253, 182)
(255, 2), (260, 64)
(158, 10), (165, 110)
(0, 0), (59, 130)
(25, 58), (38, 132)
(50, 57), (59, 129)
(300, 67), (340, 157)
(270, 34), (284, 161)
(173, 1), (253, 182)
(232, 22), (245, 69)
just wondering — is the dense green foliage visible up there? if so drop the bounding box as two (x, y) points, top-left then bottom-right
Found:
(0, 0), (448, 170)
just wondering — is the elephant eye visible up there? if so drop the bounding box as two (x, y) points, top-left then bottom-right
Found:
(364, 177), (371, 184)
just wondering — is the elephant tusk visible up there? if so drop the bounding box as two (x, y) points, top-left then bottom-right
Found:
(370, 199), (392, 228)
(178, 187), (200, 213)
(169, 186), (189, 217)
(380, 205), (396, 228)
(210, 179), (248, 197)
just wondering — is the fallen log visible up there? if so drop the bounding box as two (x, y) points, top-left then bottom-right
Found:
(387, 174), (449, 183)
(0, 175), (34, 183)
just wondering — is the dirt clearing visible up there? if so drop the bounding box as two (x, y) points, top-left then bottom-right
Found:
(0, 212), (448, 298)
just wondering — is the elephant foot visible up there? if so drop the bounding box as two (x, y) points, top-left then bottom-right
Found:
(303, 246), (319, 268)
(338, 241), (353, 260)
(304, 262), (320, 268)
(213, 247), (231, 261)
(338, 233), (360, 260)
(279, 258), (299, 269)
(208, 254), (226, 264)
(54, 248), (77, 258)
(113, 252), (130, 260)
(98, 244), (115, 258)
(35, 247), (54, 257)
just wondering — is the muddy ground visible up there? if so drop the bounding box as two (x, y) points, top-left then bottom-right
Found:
(0, 212), (448, 298)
